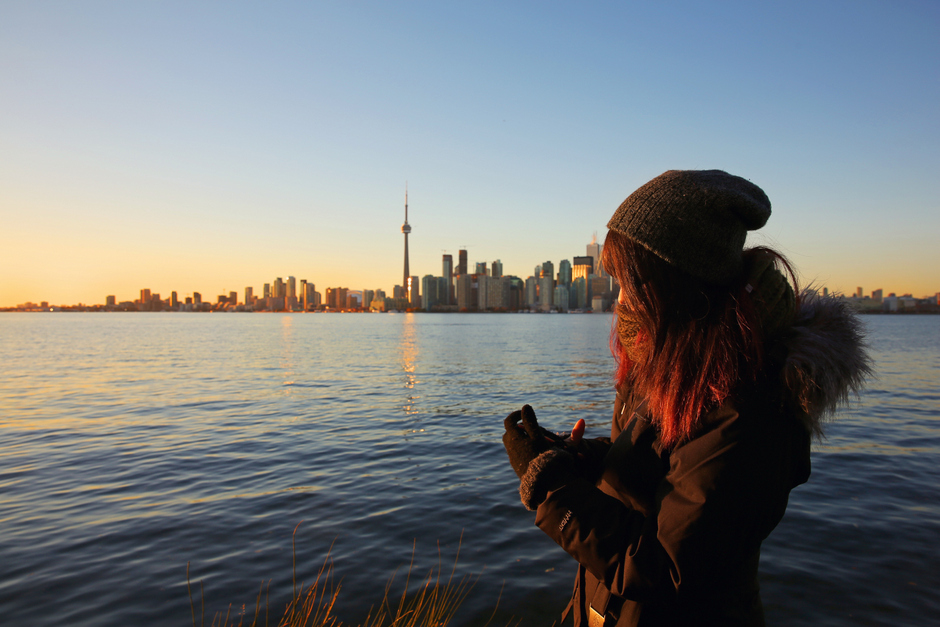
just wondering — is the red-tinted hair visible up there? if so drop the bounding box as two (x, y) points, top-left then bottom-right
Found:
(603, 230), (798, 448)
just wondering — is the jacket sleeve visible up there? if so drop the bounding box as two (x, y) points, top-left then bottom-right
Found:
(534, 402), (796, 607)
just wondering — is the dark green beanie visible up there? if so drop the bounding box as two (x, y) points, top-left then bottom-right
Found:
(607, 170), (772, 284)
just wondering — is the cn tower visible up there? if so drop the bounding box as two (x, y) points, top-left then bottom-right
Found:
(402, 186), (412, 301)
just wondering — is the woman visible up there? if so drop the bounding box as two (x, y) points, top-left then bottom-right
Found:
(503, 170), (870, 626)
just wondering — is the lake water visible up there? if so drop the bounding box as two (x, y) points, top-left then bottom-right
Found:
(0, 313), (937, 626)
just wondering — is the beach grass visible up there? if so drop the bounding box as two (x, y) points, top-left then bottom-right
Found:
(187, 523), (519, 627)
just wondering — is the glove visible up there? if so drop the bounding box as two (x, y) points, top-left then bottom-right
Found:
(502, 405), (562, 478)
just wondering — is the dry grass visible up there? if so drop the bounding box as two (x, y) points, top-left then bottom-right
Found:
(187, 523), (517, 627)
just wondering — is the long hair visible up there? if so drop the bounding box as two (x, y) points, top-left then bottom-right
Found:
(603, 230), (798, 448)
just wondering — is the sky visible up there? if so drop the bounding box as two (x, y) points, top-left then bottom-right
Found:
(1, 0), (938, 307)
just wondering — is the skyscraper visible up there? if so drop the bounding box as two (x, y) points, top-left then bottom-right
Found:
(442, 254), (454, 304)
(558, 259), (571, 286)
(587, 233), (606, 278)
(402, 186), (412, 302)
(458, 249), (468, 276)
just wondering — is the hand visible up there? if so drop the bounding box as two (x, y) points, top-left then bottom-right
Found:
(569, 419), (585, 445)
(503, 405), (557, 478)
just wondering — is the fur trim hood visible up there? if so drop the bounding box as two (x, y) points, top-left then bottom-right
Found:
(780, 291), (873, 436)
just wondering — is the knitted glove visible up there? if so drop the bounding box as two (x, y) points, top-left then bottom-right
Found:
(519, 448), (579, 510)
(503, 405), (563, 478)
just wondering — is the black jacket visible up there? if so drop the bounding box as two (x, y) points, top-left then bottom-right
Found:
(526, 295), (870, 626)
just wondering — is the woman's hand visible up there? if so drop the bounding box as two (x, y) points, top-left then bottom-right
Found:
(503, 405), (558, 478)
(569, 418), (585, 445)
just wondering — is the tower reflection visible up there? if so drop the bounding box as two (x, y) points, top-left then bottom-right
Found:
(399, 313), (419, 415)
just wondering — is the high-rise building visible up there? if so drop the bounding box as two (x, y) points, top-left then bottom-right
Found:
(458, 249), (468, 276)
(572, 256), (593, 281)
(229, 291), (237, 305)
(558, 259), (571, 286)
(456, 274), (475, 311)
(539, 262), (554, 311)
(477, 274), (489, 310)
(422, 275), (444, 311)
(872, 289), (883, 303)
(193, 292), (202, 305)
(442, 254), (454, 305)
(590, 276), (610, 310)
(553, 285), (569, 312)
(274, 278), (285, 298)
(288, 277), (297, 299)
(525, 276), (538, 308)
(476, 262), (488, 276)
(245, 287), (253, 306)
(572, 277), (587, 309)
(486, 276), (510, 310)
(541, 261), (554, 282)
(263, 283), (271, 299)
(856, 287), (863, 299)
(106, 295), (116, 307)
(491, 260), (503, 278)
(402, 187), (412, 302)
(171, 291), (179, 308)
(304, 283), (317, 310)
(587, 234), (607, 278)
(409, 276), (420, 308)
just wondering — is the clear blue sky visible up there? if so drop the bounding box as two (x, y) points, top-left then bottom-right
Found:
(2, 0), (938, 306)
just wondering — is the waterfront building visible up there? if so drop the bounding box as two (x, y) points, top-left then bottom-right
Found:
(558, 259), (572, 287)
(525, 276), (538, 308)
(456, 274), (476, 311)
(572, 277), (587, 310)
(304, 283), (317, 310)
(442, 254), (454, 305)
(587, 235), (607, 278)
(422, 275), (446, 311)
(408, 275), (420, 308)
(539, 261), (555, 311)
(478, 274), (490, 310)
(245, 287), (253, 307)
(572, 256), (593, 282)
(554, 285), (570, 312)
(491, 260), (503, 278)
(458, 249), (468, 275)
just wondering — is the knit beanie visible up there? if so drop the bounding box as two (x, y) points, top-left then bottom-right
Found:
(607, 170), (772, 284)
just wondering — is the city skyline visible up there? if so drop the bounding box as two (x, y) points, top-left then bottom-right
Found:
(2, 3), (938, 307)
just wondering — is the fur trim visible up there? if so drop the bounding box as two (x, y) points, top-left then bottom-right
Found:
(781, 291), (873, 436)
(519, 449), (576, 511)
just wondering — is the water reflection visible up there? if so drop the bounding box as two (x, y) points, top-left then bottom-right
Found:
(280, 315), (296, 393)
(400, 314), (419, 415)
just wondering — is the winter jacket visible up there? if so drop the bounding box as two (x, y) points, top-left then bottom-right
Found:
(525, 295), (870, 626)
